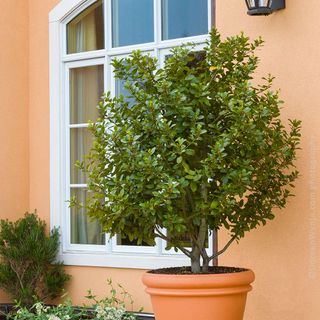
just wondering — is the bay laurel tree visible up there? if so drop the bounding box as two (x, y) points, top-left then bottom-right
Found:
(78, 29), (301, 273)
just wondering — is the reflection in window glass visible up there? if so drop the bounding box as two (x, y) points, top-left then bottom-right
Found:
(67, 0), (104, 54)
(116, 235), (150, 246)
(166, 232), (208, 249)
(70, 65), (104, 124)
(115, 79), (135, 107)
(162, 0), (208, 40)
(112, 0), (154, 47)
(70, 188), (105, 245)
(70, 128), (93, 184)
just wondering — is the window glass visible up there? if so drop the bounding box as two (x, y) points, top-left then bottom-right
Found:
(115, 79), (136, 107)
(162, 0), (208, 40)
(69, 63), (104, 245)
(70, 65), (104, 124)
(112, 0), (154, 47)
(166, 232), (208, 248)
(70, 188), (105, 244)
(67, 0), (104, 54)
(115, 79), (130, 98)
(70, 128), (93, 184)
(116, 235), (149, 246)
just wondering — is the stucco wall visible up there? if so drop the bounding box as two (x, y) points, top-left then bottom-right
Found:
(217, 1), (320, 319)
(0, 0), (319, 319)
(0, 2), (29, 219)
(0, 0), (30, 301)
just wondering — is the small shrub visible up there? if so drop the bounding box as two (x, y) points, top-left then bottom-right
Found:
(10, 301), (86, 320)
(84, 279), (137, 320)
(11, 301), (85, 320)
(0, 212), (70, 306)
(10, 280), (137, 320)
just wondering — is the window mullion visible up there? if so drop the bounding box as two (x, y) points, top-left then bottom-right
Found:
(106, 0), (112, 51)
(154, 0), (161, 45)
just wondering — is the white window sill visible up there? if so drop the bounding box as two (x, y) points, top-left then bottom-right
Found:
(58, 251), (191, 269)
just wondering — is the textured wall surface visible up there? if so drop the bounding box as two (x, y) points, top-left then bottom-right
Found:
(217, 1), (320, 319)
(0, 0), (319, 318)
(0, 0), (30, 301)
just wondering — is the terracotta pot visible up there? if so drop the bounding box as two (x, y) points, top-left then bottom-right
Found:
(142, 268), (255, 320)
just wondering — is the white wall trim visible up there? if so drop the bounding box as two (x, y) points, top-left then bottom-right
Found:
(59, 252), (190, 269)
(49, 0), (87, 22)
(49, 20), (64, 240)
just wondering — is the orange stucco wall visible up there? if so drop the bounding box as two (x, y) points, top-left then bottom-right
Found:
(0, 0), (30, 301)
(0, 0), (319, 319)
(217, 1), (320, 319)
(0, 2), (29, 219)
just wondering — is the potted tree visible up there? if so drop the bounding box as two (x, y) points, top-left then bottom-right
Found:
(79, 29), (301, 320)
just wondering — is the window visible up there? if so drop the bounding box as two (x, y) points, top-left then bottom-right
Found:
(50, 0), (214, 268)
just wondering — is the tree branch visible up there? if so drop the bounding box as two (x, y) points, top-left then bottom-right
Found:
(208, 235), (237, 262)
(155, 227), (192, 258)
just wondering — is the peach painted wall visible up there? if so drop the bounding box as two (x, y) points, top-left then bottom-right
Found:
(216, 1), (320, 320)
(1, 0), (319, 319)
(0, 2), (29, 220)
(0, 0), (29, 302)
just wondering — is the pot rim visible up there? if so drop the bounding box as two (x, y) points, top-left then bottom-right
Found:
(142, 267), (255, 290)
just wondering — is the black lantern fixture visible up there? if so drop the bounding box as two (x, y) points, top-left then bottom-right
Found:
(245, 0), (286, 16)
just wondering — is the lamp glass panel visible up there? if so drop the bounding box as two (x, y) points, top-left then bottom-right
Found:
(247, 0), (256, 8)
(259, 0), (269, 6)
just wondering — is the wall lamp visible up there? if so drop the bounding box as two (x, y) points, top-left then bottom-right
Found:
(245, 0), (286, 16)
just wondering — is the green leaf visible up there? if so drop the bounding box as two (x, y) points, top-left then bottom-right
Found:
(210, 201), (219, 209)
(190, 182), (197, 192)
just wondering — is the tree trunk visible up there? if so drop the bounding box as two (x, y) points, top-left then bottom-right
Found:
(191, 255), (201, 273)
(202, 256), (209, 273)
(191, 247), (201, 273)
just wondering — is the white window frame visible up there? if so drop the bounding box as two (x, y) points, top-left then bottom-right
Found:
(49, 0), (213, 269)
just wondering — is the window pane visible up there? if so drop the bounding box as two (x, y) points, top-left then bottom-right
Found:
(115, 79), (135, 107)
(70, 128), (93, 184)
(70, 65), (104, 124)
(112, 0), (154, 47)
(162, 0), (208, 40)
(163, 50), (206, 69)
(115, 79), (128, 97)
(70, 188), (105, 245)
(116, 234), (150, 246)
(67, 0), (104, 54)
(166, 232), (208, 249)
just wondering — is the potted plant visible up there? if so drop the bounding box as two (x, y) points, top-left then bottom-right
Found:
(79, 29), (301, 320)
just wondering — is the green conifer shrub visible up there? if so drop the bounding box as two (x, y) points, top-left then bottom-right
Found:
(0, 212), (70, 306)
